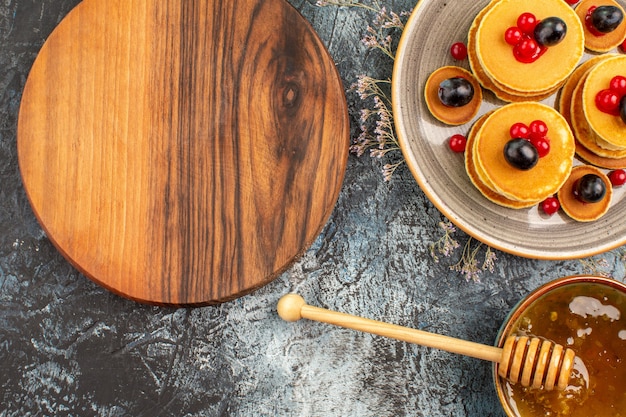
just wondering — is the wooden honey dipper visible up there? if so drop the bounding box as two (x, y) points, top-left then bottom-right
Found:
(277, 294), (576, 391)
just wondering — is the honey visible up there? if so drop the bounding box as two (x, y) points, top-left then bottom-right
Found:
(499, 280), (626, 416)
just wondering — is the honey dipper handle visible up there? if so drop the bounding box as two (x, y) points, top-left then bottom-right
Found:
(277, 294), (503, 363)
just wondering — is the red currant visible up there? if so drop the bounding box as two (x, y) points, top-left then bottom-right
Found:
(450, 42), (468, 60)
(610, 76), (626, 96)
(449, 134), (467, 153)
(564, 0), (579, 4)
(504, 27), (523, 45)
(514, 37), (540, 60)
(510, 122), (530, 139)
(529, 120), (548, 140)
(530, 136), (550, 157)
(541, 197), (560, 216)
(517, 13), (538, 35)
(621, 37), (626, 52)
(609, 169), (626, 186)
(596, 89), (621, 114)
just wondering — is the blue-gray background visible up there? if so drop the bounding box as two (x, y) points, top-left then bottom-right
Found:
(1, 1), (624, 416)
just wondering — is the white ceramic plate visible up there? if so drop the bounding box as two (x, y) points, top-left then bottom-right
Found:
(392, 0), (626, 259)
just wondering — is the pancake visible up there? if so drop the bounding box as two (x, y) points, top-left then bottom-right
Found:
(570, 67), (626, 159)
(557, 55), (609, 125)
(474, 102), (575, 202)
(558, 165), (612, 221)
(466, 112), (538, 208)
(424, 66), (483, 125)
(575, 139), (626, 169)
(582, 55), (626, 149)
(575, 0), (626, 53)
(475, 0), (584, 94)
(467, 2), (561, 101)
(557, 55), (626, 168)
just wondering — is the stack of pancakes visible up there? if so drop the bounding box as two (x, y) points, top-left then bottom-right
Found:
(466, 103), (575, 209)
(468, 0), (585, 103)
(559, 55), (626, 170)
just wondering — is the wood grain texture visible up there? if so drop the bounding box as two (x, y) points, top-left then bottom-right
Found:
(17, 0), (349, 306)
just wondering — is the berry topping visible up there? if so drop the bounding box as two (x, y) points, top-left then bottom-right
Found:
(448, 134), (467, 153)
(594, 74), (626, 119)
(609, 169), (626, 186)
(534, 17), (567, 47)
(596, 89), (620, 116)
(506, 13), (566, 63)
(514, 38), (544, 62)
(505, 27), (524, 45)
(530, 136), (550, 157)
(590, 5), (624, 34)
(504, 138), (539, 170)
(529, 119), (549, 140)
(541, 197), (560, 216)
(610, 75), (626, 96)
(438, 77), (474, 107)
(506, 121), (550, 159)
(509, 122), (530, 139)
(450, 42), (468, 60)
(517, 12), (538, 35)
(574, 174), (607, 203)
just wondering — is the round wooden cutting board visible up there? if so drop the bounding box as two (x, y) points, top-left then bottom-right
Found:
(17, 0), (349, 306)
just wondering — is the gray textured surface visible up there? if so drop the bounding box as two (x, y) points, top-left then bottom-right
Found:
(1, 1), (625, 416)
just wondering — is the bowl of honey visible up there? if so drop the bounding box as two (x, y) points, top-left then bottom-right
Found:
(494, 275), (626, 416)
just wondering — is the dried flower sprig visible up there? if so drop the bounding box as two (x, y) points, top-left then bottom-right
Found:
(318, 2), (499, 281)
(316, 0), (379, 11)
(362, 7), (406, 59)
(449, 238), (496, 283)
(316, 0), (408, 181)
(351, 79), (401, 177)
(429, 221), (460, 263)
(429, 221), (497, 283)
(579, 250), (626, 280)
(579, 256), (612, 278)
